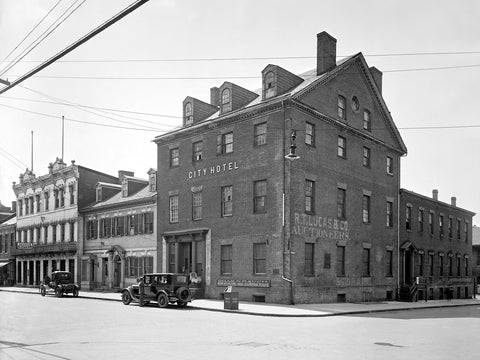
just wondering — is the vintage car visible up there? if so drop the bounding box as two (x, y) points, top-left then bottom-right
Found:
(40, 271), (79, 298)
(121, 273), (192, 308)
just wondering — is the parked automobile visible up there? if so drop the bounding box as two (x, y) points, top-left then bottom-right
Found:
(40, 271), (79, 298)
(121, 273), (192, 308)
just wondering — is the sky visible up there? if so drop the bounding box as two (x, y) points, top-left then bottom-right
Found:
(0, 0), (479, 225)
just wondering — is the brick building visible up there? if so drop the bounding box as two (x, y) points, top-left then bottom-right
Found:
(154, 31), (407, 304)
(0, 214), (16, 285)
(472, 225), (480, 294)
(399, 189), (475, 300)
(80, 170), (157, 290)
(12, 158), (118, 286)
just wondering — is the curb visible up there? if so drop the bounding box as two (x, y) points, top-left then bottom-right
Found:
(1, 288), (478, 317)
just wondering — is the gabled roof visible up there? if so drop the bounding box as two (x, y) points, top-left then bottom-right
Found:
(81, 185), (155, 212)
(154, 53), (407, 156)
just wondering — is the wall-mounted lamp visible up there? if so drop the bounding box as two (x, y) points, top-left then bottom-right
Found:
(285, 130), (300, 160)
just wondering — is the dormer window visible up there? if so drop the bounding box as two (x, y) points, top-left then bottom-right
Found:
(149, 173), (157, 192)
(184, 102), (193, 126)
(96, 187), (102, 202)
(264, 71), (276, 99)
(221, 88), (230, 105)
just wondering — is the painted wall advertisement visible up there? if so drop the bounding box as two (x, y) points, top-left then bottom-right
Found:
(292, 213), (350, 241)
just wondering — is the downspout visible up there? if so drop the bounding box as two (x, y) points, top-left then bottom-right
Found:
(396, 154), (404, 299)
(281, 100), (294, 304)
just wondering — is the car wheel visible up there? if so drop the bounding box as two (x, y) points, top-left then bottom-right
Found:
(55, 288), (63, 298)
(177, 300), (188, 308)
(157, 293), (168, 308)
(121, 291), (132, 305)
(176, 287), (189, 302)
(40, 287), (46, 297)
(73, 288), (79, 297)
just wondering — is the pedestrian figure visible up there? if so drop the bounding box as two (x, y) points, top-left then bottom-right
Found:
(138, 277), (145, 307)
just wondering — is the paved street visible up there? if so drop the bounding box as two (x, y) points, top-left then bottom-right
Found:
(1, 291), (480, 360)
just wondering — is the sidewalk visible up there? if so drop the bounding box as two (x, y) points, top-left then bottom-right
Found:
(1, 286), (479, 317)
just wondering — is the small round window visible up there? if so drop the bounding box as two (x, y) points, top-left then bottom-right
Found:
(351, 96), (359, 112)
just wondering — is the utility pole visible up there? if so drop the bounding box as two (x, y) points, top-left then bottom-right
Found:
(0, 0), (150, 95)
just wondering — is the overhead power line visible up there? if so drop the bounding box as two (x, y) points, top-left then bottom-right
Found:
(7, 51), (480, 63)
(0, 146), (29, 170)
(0, 0), (62, 68)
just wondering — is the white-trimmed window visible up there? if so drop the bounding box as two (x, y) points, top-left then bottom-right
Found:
(169, 195), (179, 223)
(338, 95), (346, 119)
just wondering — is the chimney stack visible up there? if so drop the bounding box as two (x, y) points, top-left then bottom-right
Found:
(317, 31), (337, 75)
(210, 87), (220, 107)
(369, 67), (383, 94)
(11, 201), (16, 213)
(451, 197), (457, 207)
(118, 170), (134, 183)
(432, 189), (438, 201)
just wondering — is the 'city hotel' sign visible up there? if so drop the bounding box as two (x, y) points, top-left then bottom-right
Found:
(188, 161), (240, 180)
(292, 213), (350, 241)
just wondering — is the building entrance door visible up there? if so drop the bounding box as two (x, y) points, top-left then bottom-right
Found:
(113, 256), (121, 288)
(404, 250), (412, 285)
(179, 243), (192, 273)
(102, 258), (108, 286)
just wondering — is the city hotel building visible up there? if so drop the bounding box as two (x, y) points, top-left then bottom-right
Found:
(154, 31), (408, 304)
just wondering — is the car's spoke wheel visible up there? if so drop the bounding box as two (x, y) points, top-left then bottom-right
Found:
(157, 293), (168, 308)
(121, 291), (132, 305)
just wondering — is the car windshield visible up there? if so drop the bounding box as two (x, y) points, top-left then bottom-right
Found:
(55, 273), (72, 283)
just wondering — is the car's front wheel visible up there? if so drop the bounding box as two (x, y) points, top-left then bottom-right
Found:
(121, 291), (132, 305)
(40, 286), (46, 297)
(157, 293), (168, 308)
(72, 288), (79, 297)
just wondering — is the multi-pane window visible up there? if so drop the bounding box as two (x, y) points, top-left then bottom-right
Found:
(363, 147), (370, 167)
(254, 123), (267, 147)
(324, 252), (331, 269)
(362, 248), (370, 276)
(114, 216), (125, 236)
(305, 180), (315, 214)
(170, 148), (179, 167)
(69, 221), (75, 242)
(386, 201), (393, 227)
(100, 218), (111, 238)
(439, 255), (444, 277)
(337, 95), (346, 119)
(143, 212), (154, 234)
(253, 243), (266, 274)
(305, 122), (315, 146)
(69, 184), (75, 205)
(221, 245), (232, 275)
(35, 194), (40, 213)
(337, 136), (346, 158)
(60, 189), (65, 207)
(44, 192), (49, 211)
(127, 256), (153, 277)
(418, 208), (424, 232)
(465, 257), (469, 276)
(44, 226), (48, 243)
(305, 243), (314, 276)
(253, 180), (267, 214)
(448, 217), (453, 238)
(429, 254), (434, 276)
(363, 109), (371, 131)
(217, 132), (234, 155)
(168, 243), (176, 273)
(448, 256), (453, 276)
(221, 186), (233, 217)
(362, 195), (370, 223)
(52, 225), (57, 243)
(128, 214), (140, 235)
(457, 219), (461, 239)
(386, 156), (393, 175)
(337, 188), (346, 219)
(169, 195), (179, 223)
(192, 192), (202, 220)
(336, 246), (345, 276)
(60, 223), (65, 242)
(184, 102), (193, 125)
(221, 88), (230, 104)
(54, 190), (59, 209)
(439, 215), (444, 236)
(192, 141), (203, 162)
(406, 206), (412, 230)
(418, 253), (424, 276)
(457, 256), (461, 276)
(429, 212), (434, 234)
(264, 71), (275, 99)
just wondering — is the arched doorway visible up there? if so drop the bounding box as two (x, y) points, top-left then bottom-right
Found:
(400, 241), (417, 285)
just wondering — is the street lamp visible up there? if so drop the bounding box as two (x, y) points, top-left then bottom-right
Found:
(285, 130), (300, 160)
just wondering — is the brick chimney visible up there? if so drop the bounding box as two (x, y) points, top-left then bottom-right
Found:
(210, 87), (220, 107)
(11, 201), (16, 213)
(369, 66), (382, 94)
(432, 189), (438, 201)
(451, 197), (456, 207)
(118, 170), (134, 183)
(317, 31), (337, 75)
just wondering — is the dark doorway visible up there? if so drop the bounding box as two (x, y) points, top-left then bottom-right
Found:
(404, 250), (412, 285)
(114, 256), (121, 288)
